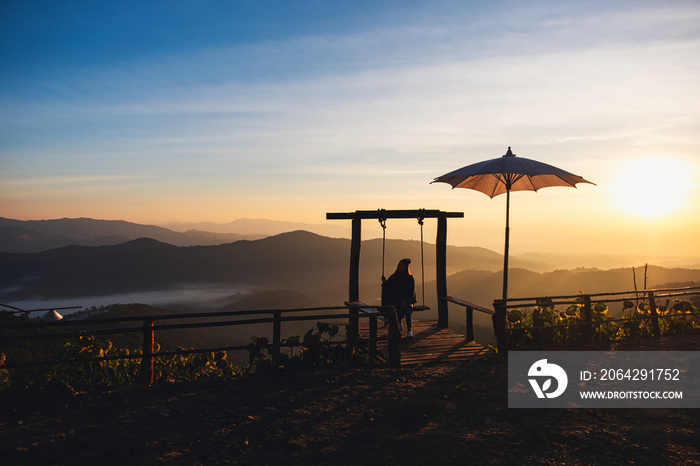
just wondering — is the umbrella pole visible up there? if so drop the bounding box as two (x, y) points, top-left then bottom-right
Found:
(502, 188), (510, 301)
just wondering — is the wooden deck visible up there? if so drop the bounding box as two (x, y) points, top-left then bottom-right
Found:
(358, 318), (492, 366)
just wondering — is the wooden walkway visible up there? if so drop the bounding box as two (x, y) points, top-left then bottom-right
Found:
(358, 319), (492, 366)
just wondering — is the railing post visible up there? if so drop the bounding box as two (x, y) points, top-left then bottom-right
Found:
(369, 314), (378, 359)
(348, 306), (359, 347)
(647, 291), (660, 337)
(582, 295), (593, 343)
(273, 310), (281, 369)
(493, 299), (507, 353)
(387, 307), (401, 366)
(466, 307), (474, 342)
(141, 319), (154, 385)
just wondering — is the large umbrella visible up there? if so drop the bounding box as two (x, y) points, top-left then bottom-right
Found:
(432, 147), (595, 300)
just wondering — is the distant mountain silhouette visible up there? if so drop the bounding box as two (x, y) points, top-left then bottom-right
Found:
(5, 217), (700, 272)
(0, 217), (262, 253)
(2, 224), (698, 316)
(163, 217), (349, 238)
(0, 231), (541, 306)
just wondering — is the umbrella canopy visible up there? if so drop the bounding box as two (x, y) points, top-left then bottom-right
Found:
(433, 147), (594, 300)
(433, 147), (593, 197)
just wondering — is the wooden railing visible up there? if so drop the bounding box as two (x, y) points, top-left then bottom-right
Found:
(491, 286), (700, 351)
(345, 302), (401, 364)
(441, 296), (494, 342)
(0, 304), (402, 385)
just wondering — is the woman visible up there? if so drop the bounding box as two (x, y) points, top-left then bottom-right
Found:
(381, 258), (417, 338)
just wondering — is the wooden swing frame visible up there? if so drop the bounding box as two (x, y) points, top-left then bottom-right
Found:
(326, 209), (463, 328)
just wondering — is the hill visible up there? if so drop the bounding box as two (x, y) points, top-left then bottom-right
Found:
(0, 231), (542, 309)
(163, 217), (349, 238)
(2, 231), (699, 319)
(0, 217), (261, 253)
(5, 216), (700, 271)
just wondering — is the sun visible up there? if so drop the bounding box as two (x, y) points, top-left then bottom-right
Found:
(610, 157), (692, 218)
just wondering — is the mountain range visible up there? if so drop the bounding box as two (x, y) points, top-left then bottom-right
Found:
(163, 218), (349, 238)
(4, 217), (699, 270)
(0, 217), (265, 253)
(0, 230), (541, 304)
(1, 225), (699, 320)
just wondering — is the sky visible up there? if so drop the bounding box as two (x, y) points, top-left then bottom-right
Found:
(1, 0), (699, 261)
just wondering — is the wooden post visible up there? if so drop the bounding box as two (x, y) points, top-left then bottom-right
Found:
(369, 314), (378, 359)
(466, 307), (474, 342)
(582, 295), (593, 343)
(436, 214), (448, 328)
(348, 306), (359, 347)
(141, 319), (154, 385)
(493, 299), (507, 353)
(648, 291), (660, 338)
(349, 217), (361, 303)
(387, 307), (401, 366)
(347, 218), (362, 346)
(272, 310), (281, 368)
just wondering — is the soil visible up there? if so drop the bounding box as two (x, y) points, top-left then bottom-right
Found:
(2, 333), (700, 465)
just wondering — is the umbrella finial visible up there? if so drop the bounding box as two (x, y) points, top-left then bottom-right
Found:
(504, 147), (515, 157)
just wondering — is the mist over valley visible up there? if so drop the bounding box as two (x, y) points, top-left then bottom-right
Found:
(2, 218), (699, 326)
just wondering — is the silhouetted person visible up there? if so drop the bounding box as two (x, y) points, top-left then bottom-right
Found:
(381, 258), (416, 338)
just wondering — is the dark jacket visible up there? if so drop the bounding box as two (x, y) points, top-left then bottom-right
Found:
(382, 272), (416, 308)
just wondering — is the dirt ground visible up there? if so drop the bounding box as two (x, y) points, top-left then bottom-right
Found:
(2, 333), (700, 465)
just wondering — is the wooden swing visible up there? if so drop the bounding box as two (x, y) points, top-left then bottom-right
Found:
(327, 209), (463, 329)
(379, 212), (430, 312)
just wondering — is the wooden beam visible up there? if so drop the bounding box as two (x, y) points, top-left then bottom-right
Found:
(442, 296), (495, 315)
(327, 209), (463, 220)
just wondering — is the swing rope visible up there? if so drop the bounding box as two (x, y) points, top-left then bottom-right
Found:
(418, 214), (426, 309)
(378, 209), (428, 310)
(378, 214), (387, 278)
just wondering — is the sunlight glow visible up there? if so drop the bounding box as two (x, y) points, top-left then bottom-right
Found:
(610, 157), (692, 218)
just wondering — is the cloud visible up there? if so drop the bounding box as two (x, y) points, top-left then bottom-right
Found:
(2, 0), (699, 242)
(1, 174), (153, 188)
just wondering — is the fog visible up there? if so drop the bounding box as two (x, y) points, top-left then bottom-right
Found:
(2, 284), (251, 316)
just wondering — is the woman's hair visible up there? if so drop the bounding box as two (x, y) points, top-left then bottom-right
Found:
(394, 258), (412, 275)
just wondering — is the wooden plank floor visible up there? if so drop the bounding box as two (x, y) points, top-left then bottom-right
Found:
(358, 319), (492, 366)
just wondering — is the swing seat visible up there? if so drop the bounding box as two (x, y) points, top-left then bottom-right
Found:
(345, 301), (381, 316)
(412, 305), (430, 312)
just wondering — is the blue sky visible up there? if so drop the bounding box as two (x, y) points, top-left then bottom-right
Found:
(1, 0), (699, 259)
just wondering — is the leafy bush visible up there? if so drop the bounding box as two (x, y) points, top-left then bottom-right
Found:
(505, 294), (699, 349)
(248, 322), (366, 371)
(0, 321), (367, 392)
(153, 349), (245, 383)
(1, 335), (246, 392)
(45, 336), (141, 389)
(0, 353), (10, 391)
